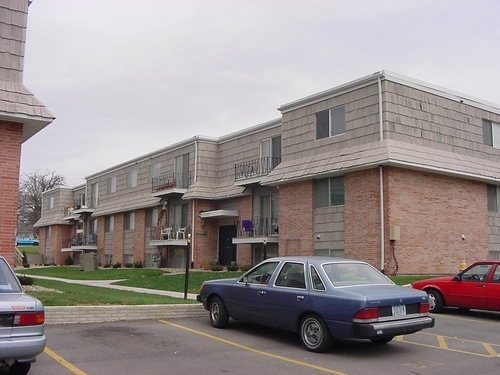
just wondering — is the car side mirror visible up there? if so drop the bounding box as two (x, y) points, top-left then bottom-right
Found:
(452, 275), (461, 281)
(243, 276), (249, 284)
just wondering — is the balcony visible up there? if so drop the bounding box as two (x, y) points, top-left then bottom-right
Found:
(65, 234), (98, 251)
(234, 157), (281, 186)
(73, 197), (98, 216)
(151, 172), (192, 197)
(148, 225), (190, 246)
(233, 218), (279, 244)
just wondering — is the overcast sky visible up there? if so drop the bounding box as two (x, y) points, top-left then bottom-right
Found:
(20, 0), (500, 187)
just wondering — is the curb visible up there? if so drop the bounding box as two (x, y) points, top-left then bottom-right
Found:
(45, 304), (206, 325)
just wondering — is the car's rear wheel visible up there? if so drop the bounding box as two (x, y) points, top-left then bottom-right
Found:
(209, 296), (229, 328)
(299, 314), (332, 353)
(370, 336), (394, 344)
(9, 362), (31, 375)
(426, 289), (444, 313)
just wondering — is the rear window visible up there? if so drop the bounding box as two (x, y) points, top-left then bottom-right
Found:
(0, 258), (23, 293)
(322, 262), (393, 287)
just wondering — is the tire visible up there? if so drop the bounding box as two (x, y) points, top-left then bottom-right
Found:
(370, 336), (394, 344)
(9, 362), (31, 375)
(209, 296), (229, 328)
(299, 314), (333, 353)
(426, 289), (444, 313)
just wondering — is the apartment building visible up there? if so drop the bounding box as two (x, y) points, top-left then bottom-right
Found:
(35, 71), (500, 274)
(0, 0), (54, 266)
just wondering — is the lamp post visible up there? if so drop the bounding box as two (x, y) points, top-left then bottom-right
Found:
(263, 239), (267, 260)
(184, 233), (191, 300)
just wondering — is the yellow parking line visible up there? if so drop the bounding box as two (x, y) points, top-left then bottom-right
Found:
(158, 319), (349, 375)
(44, 347), (88, 375)
(437, 335), (448, 349)
(483, 343), (499, 357)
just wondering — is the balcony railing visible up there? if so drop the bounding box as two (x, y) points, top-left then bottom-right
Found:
(70, 234), (97, 247)
(151, 172), (192, 193)
(149, 225), (190, 241)
(236, 218), (279, 237)
(235, 157), (281, 181)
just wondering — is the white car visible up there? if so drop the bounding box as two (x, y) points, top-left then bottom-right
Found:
(0, 256), (46, 375)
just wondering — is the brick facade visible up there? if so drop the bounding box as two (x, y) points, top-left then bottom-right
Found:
(0, 121), (23, 265)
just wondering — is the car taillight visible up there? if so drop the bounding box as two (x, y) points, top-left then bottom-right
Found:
(13, 311), (45, 326)
(353, 307), (379, 322)
(419, 302), (430, 314)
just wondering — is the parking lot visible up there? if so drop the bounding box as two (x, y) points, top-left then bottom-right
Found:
(3, 309), (499, 375)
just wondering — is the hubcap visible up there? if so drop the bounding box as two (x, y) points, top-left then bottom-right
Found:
(303, 319), (322, 347)
(211, 303), (220, 322)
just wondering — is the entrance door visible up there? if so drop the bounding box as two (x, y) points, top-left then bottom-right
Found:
(219, 225), (237, 266)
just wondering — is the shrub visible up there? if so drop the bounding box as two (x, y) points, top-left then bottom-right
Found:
(112, 262), (122, 268)
(133, 260), (144, 268)
(211, 264), (224, 271)
(17, 275), (34, 286)
(103, 263), (112, 268)
(240, 264), (253, 272)
(64, 255), (74, 265)
(22, 250), (29, 268)
(124, 263), (134, 268)
(227, 262), (239, 271)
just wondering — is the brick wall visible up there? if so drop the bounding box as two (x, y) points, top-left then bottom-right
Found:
(278, 180), (314, 256)
(0, 121), (23, 266)
(113, 213), (125, 264)
(192, 200), (218, 268)
(133, 209), (146, 264)
(384, 167), (488, 275)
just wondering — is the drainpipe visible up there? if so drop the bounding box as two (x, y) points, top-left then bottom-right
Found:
(378, 77), (385, 272)
(190, 136), (198, 267)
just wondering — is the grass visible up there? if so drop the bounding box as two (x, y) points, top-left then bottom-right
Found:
(17, 245), (39, 255)
(16, 266), (434, 307)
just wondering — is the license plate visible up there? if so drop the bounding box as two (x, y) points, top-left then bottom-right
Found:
(392, 305), (406, 316)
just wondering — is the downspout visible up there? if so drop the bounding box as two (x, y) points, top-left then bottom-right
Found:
(378, 77), (385, 272)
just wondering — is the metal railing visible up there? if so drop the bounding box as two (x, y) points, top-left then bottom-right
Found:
(70, 234), (97, 246)
(151, 172), (192, 193)
(236, 218), (279, 237)
(235, 157), (281, 181)
(149, 225), (190, 241)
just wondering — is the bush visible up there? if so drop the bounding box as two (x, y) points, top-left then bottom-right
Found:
(22, 250), (29, 268)
(64, 255), (74, 265)
(227, 262), (239, 271)
(103, 263), (112, 268)
(211, 264), (224, 271)
(124, 263), (134, 268)
(240, 264), (253, 272)
(112, 262), (122, 268)
(133, 260), (144, 268)
(17, 275), (34, 285)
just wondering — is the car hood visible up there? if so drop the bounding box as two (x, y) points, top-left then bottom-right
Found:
(411, 276), (454, 288)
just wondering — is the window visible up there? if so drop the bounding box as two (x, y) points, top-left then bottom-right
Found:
(146, 208), (158, 227)
(315, 249), (345, 258)
(173, 203), (188, 229)
(125, 212), (135, 230)
(483, 119), (500, 148)
(487, 185), (500, 212)
(260, 193), (279, 234)
(314, 176), (345, 208)
(89, 183), (98, 208)
(49, 197), (54, 209)
(127, 169), (137, 189)
(148, 162), (161, 182)
(276, 262), (306, 289)
(105, 216), (114, 232)
(316, 106), (345, 140)
(107, 176), (117, 194)
(238, 261), (279, 284)
(175, 154), (189, 188)
(260, 136), (281, 173)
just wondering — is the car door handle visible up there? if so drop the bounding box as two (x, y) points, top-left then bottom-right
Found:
(297, 295), (305, 300)
(258, 290), (266, 295)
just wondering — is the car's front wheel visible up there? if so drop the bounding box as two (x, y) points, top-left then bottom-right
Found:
(209, 296), (229, 328)
(9, 361), (31, 375)
(426, 289), (444, 313)
(299, 314), (333, 353)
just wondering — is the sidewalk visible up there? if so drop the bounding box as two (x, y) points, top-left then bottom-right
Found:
(23, 275), (206, 324)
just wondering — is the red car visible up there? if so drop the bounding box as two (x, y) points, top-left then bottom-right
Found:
(411, 260), (500, 313)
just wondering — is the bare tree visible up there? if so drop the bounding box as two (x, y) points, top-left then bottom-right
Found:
(18, 169), (65, 232)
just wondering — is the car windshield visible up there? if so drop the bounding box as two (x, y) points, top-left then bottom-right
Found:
(322, 262), (393, 287)
(0, 258), (23, 293)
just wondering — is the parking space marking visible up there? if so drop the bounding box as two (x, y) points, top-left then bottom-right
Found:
(44, 347), (88, 375)
(398, 332), (500, 358)
(158, 319), (349, 375)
